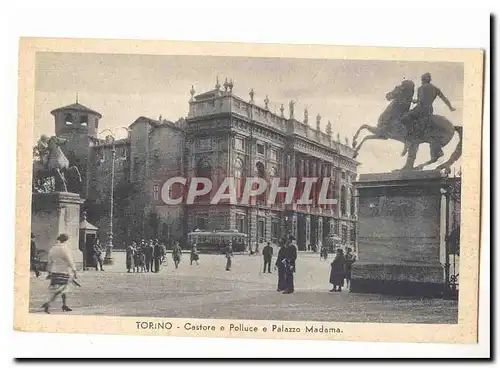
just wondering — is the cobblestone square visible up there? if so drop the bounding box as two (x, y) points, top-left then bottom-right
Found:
(29, 251), (458, 324)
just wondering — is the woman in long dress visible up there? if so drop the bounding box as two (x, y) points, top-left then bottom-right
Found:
(329, 248), (346, 292)
(275, 243), (287, 292)
(126, 243), (136, 273)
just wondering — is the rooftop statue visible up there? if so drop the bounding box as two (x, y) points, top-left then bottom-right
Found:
(32, 135), (82, 193)
(352, 74), (462, 173)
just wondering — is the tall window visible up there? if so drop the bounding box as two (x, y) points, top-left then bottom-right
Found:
(350, 226), (356, 244)
(271, 220), (280, 242)
(349, 188), (355, 216)
(237, 216), (245, 233)
(270, 149), (278, 161)
(258, 218), (265, 242)
(256, 162), (266, 205)
(235, 137), (245, 152)
(196, 217), (207, 231)
(153, 184), (159, 200)
(257, 143), (265, 155)
(341, 185), (347, 216)
(196, 157), (212, 203)
(234, 159), (243, 200)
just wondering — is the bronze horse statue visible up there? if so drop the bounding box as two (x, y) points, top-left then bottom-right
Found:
(352, 80), (462, 172)
(32, 135), (82, 193)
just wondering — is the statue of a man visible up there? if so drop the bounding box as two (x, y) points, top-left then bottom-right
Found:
(400, 73), (456, 139)
(289, 100), (295, 119)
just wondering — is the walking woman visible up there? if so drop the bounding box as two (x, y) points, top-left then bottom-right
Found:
(126, 242), (136, 273)
(329, 248), (346, 292)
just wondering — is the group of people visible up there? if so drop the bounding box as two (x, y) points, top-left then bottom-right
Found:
(329, 247), (357, 292)
(125, 240), (201, 273)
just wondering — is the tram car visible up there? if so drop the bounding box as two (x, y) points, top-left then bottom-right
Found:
(187, 229), (248, 253)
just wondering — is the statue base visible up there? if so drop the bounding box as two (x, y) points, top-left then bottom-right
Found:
(350, 171), (446, 297)
(31, 192), (85, 270)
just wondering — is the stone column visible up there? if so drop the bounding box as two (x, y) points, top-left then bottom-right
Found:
(317, 216), (323, 253)
(305, 214), (311, 249)
(31, 192), (85, 270)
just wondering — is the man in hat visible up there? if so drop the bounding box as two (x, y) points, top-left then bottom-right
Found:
(30, 233), (40, 278)
(400, 72), (456, 141)
(42, 234), (77, 313)
(262, 242), (273, 274)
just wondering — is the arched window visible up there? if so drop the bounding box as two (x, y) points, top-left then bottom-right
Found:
(341, 185), (347, 216)
(64, 114), (74, 126)
(80, 115), (88, 127)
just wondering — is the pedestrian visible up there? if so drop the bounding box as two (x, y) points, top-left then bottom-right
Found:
(275, 243), (287, 291)
(93, 239), (104, 271)
(126, 242), (135, 273)
(321, 246), (329, 260)
(262, 242), (273, 273)
(160, 242), (167, 264)
(344, 247), (357, 290)
(153, 240), (162, 273)
(282, 240), (297, 294)
(172, 241), (182, 269)
(225, 241), (233, 271)
(145, 240), (154, 272)
(329, 248), (346, 292)
(255, 242), (260, 255)
(190, 243), (199, 265)
(41, 234), (77, 314)
(30, 233), (40, 278)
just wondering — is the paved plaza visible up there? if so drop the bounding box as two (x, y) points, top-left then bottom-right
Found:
(29, 251), (458, 324)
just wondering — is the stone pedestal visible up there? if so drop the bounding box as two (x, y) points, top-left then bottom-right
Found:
(31, 192), (85, 270)
(350, 171), (445, 297)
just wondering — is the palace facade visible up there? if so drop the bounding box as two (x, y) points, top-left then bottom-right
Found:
(50, 78), (359, 251)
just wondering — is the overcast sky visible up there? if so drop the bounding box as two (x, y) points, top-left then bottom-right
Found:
(35, 53), (464, 174)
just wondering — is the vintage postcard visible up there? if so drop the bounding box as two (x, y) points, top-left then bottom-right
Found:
(14, 38), (483, 344)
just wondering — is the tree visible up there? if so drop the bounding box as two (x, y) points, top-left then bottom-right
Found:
(32, 135), (55, 193)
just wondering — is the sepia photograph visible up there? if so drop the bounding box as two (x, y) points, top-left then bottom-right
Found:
(13, 37), (484, 344)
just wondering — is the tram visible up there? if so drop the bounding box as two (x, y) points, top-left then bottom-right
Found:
(187, 229), (248, 253)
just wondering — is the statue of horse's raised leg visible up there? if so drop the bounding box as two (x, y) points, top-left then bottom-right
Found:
(352, 124), (376, 148)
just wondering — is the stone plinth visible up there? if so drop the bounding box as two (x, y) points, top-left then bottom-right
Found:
(350, 170), (445, 297)
(31, 192), (85, 270)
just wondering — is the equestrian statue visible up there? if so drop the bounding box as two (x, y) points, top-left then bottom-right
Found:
(352, 73), (462, 173)
(32, 135), (82, 193)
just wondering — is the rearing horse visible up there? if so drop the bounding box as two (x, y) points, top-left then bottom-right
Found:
(32, 136), (82, 193)
(352, 80), (462, 172)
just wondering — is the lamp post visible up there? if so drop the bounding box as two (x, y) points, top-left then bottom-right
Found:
(98, 127), (130, 264)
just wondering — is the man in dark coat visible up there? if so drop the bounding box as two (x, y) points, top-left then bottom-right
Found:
(282, 241), (297, 294)
(153, 240), (163, 273)
(275, 243), (286, 291)
(262, 242), (273, 273)
(144, 240), (154, 272)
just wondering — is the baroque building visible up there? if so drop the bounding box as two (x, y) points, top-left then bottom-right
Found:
(50, 78), (358, 251)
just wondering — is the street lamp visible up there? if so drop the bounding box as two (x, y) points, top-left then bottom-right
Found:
(98, 127), (131, 264)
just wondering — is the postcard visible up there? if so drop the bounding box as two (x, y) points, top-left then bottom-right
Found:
(14, 38), (483, 344)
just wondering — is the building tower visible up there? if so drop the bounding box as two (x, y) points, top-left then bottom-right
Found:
(50, 99), (102, 198)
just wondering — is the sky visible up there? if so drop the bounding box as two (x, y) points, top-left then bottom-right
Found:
(34, 53), (464, 174)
